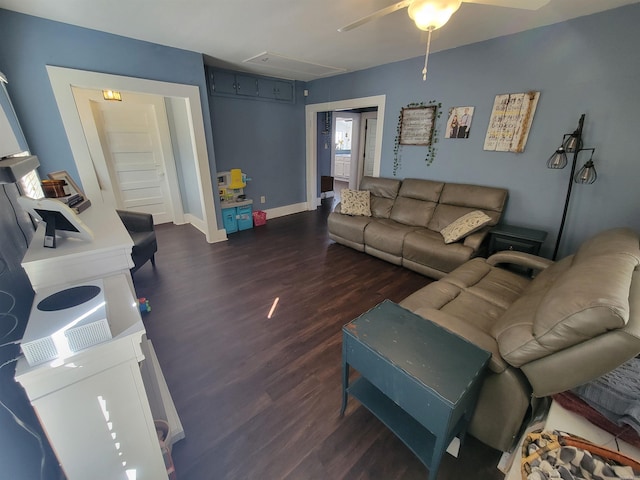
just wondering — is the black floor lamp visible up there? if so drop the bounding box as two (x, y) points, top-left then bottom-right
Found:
(546, 114), (598, 260)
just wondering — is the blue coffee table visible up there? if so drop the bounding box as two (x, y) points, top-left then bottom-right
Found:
(341, 300), (490, 478)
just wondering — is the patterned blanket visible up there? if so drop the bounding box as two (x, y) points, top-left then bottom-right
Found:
(522, 431), (640, 480)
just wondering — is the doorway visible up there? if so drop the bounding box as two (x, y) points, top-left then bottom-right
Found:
(46, 66), (223, 243)
(305, 96), (386, 210)
(72, 87), (182, 225)
(332, 112), (361, 196)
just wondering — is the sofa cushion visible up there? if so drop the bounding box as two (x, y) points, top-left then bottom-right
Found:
(573, 227), (640, 264)
(494, 229), (640, 368)
(360, 176), (401, 199)
(340, 189), (371, 216)
(428, 183), (507, 232)
(364, 219), (420, 256)
(327, 211), (372, 247)
(403, 229), (475, 274)
(360, 176), (401, 219)
(398, 178), (444, 202)
(390, 197), (437, 227)
(439, 182), (508, 211)
(440, 210), (492, 244)
(444, 257), (531, 310)
(401, 257), (530, 373)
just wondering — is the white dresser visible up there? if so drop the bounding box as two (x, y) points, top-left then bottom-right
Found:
(20, 202), (135, 292)
(16, 201), (183, 480)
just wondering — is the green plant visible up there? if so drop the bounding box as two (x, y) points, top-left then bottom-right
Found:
(393, 100), (442, 176)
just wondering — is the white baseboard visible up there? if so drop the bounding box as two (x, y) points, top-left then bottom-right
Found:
(184, 213), (227, 243)
(263, 202), (308, 219)
(185, 202), (310, 240)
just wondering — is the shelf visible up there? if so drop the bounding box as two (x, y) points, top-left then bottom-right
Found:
(348, 377), (436, 469)
(140, 337), (185, 447)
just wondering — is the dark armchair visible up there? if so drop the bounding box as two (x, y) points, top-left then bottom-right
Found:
(117, 210), (157, 273)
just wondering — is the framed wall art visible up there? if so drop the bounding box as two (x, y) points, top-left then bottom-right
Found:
(483, 91), (540, 153)
(399, 105), (437, 146)
(445, 106), (474, 139)
(48, 170), (85, 197)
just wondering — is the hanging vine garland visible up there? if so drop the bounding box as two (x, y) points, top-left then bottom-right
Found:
(393, 100), (442, 176)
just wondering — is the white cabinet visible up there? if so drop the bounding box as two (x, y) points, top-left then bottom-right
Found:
(16, 202), (183, 480)
(21, 202), (135, 292)
(334, 154), (351, 181)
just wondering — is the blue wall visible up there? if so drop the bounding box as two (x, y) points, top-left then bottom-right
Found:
(307, 4), (640, 258)
(208, 85), (306, 210)
(0, 8), (218, 218)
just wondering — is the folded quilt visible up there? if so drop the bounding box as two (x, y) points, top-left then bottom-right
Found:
(572, 357), (640, 436)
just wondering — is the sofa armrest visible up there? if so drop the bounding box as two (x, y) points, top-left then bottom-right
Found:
(334, 203), (342, 214)
(463, 227), (491, 251)
(411, 306), (508, 374)
(487, 251), (553, 271)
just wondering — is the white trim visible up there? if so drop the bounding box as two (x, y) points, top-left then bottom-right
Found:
(46, 66), (219, 243)
(263, 202), (308, 220)
(70, 87), (186, 225)
(305, 95), (385, 211)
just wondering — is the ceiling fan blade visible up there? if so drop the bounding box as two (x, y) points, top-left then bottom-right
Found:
(463, 0), (550, 10)
(338, 0), (412, 32)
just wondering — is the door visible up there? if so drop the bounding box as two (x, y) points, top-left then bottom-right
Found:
(73, 88), (182, 224)
(359, 112), (378, 182)
(332, 113), (361, 190)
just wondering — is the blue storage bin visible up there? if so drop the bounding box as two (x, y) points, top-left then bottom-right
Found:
(222, 207), (238, 233)
(237, 205), (253, 231)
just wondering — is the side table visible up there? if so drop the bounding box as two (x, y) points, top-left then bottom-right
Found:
(341, 300), (491, 479)
(488, 224), (547, 256)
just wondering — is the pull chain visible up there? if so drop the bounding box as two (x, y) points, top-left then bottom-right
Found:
(422, 27), (434, 81)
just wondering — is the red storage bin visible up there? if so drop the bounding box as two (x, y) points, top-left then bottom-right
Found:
(253, 210), (267, 226)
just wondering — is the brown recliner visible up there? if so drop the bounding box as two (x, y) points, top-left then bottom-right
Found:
(400, 227), (640, 451)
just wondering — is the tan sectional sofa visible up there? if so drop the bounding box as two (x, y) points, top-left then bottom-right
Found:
(328, 176), (509, 279)
(399, 227), (640, 451)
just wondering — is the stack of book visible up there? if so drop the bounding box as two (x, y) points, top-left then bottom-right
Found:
(58, 194), (91, 213)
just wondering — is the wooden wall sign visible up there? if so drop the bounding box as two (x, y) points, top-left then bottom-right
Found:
(483, 91), (540, 153)
(399, 105), (437, 146)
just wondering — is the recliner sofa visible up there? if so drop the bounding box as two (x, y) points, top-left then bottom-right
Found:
(328, 176), (508, 278)
(399, 227), (640, 451)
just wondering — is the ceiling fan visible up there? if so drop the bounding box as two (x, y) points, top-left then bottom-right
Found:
(339, 0), (551, 80)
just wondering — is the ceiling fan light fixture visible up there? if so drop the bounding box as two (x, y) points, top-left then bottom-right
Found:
(408, 0), (462, 31)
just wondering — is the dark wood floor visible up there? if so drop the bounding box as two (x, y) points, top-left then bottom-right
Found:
(132, 202), (505, 480)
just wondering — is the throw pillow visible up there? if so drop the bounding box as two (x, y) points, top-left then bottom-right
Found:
(440, 210), (492, 244)
(340, 189), (371, 217)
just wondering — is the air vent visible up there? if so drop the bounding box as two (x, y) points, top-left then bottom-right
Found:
(243, 52), (346, 79)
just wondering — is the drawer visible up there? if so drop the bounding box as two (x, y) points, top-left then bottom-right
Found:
(491, 236), (539, 255)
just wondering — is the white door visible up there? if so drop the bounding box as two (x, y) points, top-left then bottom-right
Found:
(359, 112), (378, 181)
(332, 113), (361, 190)
(73, 88), (182, 225)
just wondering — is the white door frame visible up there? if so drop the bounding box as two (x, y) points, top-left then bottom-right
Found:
(72, 87), (184, 224)
(332, 112), (361, 190)
(47, 66), (223, 243)
(358, 111), (378, 185)
(305, 95), (385, 209)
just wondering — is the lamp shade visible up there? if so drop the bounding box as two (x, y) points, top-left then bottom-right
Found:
(575, 159), (597, 184)
(547, 147), (568, 169)
(408, 0), (462, 31)
(563, 131), (582, 153)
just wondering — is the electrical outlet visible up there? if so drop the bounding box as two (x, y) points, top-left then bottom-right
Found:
(260, 196), (266, 204)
